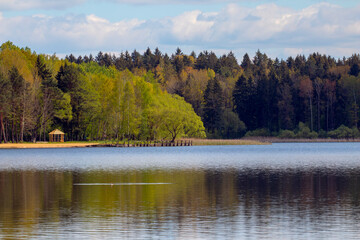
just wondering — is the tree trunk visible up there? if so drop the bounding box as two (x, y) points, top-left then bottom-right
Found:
(11, 118), (15, 143)
(326, 100), (329, 132)
(353, 90), (358, 128)
(127, 100), (130, 138)
(20, 116), (24, 142)
(0, 112), (6, 143)
(43, 109), (47, 141)
(20, 87), (26, 142)
(41, 100), (46, 141)
(330, 98), (334, 130)
(317, 97), (320, 131)
(309, 97), (313, 131)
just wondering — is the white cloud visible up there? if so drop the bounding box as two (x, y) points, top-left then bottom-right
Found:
(1, 0), (359, 11)
(345, 21), (360, 35)
(105, 0), (244, 4)
(102, 0), (360, 5)
(0, 0), (85, 10)
(171, 11), (215, 42)
(0, 3), (359, 58)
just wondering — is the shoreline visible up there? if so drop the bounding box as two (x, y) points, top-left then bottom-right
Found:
(243, 137), (360, 143)
(2, 137), (359, 149)
(0, 139), (267, 149)
(187, 138), (269, 146)
(0, 142), (101, 149)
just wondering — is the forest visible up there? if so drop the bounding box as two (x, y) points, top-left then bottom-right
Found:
(0, 42), (205, 142)
(1, 41), (360, 142)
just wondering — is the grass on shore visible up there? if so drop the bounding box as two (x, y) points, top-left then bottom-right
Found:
(242, 137), (360, 143)
(186, 138), (269, 146)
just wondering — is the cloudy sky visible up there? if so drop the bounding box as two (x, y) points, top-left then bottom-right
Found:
(0, 0), (359, 59)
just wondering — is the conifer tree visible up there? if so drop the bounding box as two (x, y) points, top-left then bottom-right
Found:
(233, 75), (257, 130)
(203, 77), (224, 136)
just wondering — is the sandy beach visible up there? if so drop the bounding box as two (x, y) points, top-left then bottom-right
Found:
(0, 142), (100, 149)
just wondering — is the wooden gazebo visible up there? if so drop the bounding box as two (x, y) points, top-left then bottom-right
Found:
(49, 129), (65, 142)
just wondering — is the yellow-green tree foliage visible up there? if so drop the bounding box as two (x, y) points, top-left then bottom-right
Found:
(82, 63), (205, 141)
(0, 43), (206, 142)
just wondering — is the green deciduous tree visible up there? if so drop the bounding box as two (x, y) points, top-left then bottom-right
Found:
(121, 81), (138, 139)
(150, 95), (205, 142)
(56, 63), (100, 140)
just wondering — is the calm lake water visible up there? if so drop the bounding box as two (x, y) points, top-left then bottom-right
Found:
(1, 143), (360, 239)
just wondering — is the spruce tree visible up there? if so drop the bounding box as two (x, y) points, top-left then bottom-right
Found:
(203, 77), (224, 136)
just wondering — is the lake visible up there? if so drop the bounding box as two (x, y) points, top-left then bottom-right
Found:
(1, 143), (360, 239)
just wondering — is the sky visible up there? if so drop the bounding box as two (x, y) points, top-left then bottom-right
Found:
(0, 0), (360, 60)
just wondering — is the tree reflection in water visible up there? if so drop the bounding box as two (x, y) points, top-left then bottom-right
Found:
(1, 168), (360, 239)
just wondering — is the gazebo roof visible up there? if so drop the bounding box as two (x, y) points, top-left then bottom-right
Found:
(49, 129), (65, 135)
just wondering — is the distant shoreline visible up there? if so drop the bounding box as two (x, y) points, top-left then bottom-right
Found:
(243, 137), (360, 143)
(188, 138), (269, 146)
(0, 139), (267, 149)
(1, 138), (358, 149)
(0, 142), (101, 149)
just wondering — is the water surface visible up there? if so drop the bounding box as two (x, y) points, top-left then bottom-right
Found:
(1, 143), (360, 239)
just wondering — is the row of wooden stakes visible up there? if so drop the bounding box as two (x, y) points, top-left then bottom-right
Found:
(94, 140), (193, 148)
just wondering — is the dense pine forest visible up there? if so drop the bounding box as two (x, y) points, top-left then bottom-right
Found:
(1, 41), (360, 142)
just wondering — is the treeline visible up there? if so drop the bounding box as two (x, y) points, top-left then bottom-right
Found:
(2, 40), (360, 142)
(67, 48), (246, 138)
(67, 47), (360, 139)
(0, 42), (205, 143)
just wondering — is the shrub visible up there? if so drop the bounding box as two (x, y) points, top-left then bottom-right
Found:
(219, 109), (247, 139)
(328, 125), (360, 139)
(296, 122), (318, 139)
(353, 127), (360, 138)
(318, 129), (328, 138)
(245, 128), (271, 137)
(278, 130), (296, 139)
